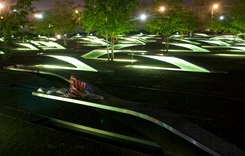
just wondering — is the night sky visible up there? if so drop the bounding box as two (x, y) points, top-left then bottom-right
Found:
(33, 0), (192, 10)
(33, 0), (85, 10)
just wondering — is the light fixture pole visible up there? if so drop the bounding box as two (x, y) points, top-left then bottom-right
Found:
(212, 4), (219, 22)
(0, 3), (4, 19)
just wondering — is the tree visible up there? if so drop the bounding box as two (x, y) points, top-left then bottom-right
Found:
(34, 0), (78, 46)
(189, 0), (213, 31)
(145, 0), (197, 51)
(226, 0), (245, 34)
(0, 0), (39, 58)
(205, 13), (229, 34)
(31, 12), (54, 40)
(82, 0), (139, 61)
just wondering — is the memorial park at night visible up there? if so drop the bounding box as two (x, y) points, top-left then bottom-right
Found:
(0, 0), (245, 155)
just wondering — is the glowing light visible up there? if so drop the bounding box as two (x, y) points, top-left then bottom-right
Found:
(210, 35), (245, 43)
(32, 41), (66, 50)
(15, 43), (39, 51)
(121, 37), (146, 45)
(34, 13), (43, 19)
(167, 43), (210, 52)
(46, 55), (98, 72)
(199, 40), (231, 46)
(5, 66), (70, 83)
(230, 46), (245, 52)
(213, 4), (219, 9)
(126, 65), (182, 71)
(56, 34), (61, 39)
(96, 58), (137, 62)
(159, 6), (165, 12)
(0, 3), (4, 9)
(31, 92), (221, 156)
(178, 39), (201, 46)
(140, 14), (146, 20)
(212, 4), (219, 20)
(215, 54), (245, 57)
(74, 36), (108, 46)
(34, 65), (83, 70)
(138, 55), (210, 73)
(113, 44), (142, 50)
(82, 49), (146, 59)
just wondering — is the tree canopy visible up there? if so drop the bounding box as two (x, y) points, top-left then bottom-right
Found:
(82, 0), (139, 61)
(0, 0), (38, 58)
(145, 0), (197, 36)
(32, 0), (78, 45)
(226, 0), (245, 33)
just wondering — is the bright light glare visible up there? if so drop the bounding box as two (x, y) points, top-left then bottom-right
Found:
(140, 14), (146, 20)
(34, 13), (43, 19)
(56, 34), (61, 39)
(0, 4), (4, 9)
(213, 4), (219, 9)
(159, 6), (165, 12)
(219, 16), (224, 20)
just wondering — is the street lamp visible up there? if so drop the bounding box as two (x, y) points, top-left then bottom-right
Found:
(212, 4), (219, 21)
(0, 3), (4, 9)
(219, 15), (224, 20)
(159, 6), (165, 13)
(34, 13), (43, 19)
(140, 14), (146, 20)
(0, 3), (4, 19)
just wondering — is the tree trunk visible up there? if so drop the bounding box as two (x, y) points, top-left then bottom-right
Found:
(63, 35), (67, 46)
(166, 36), (169, 52)
(111, 38), (114, 61)
(106, 36), (110, 61)
(190, 32), (193, 37)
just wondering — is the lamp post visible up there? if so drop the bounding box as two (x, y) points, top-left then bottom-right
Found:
(0, 3), (4, 19)
(212, 4), (219, 21)
(0, 3), (4, 10)
(219, 15), (224, 20)
(75, 10), (81, 27)
(140, 14), (147, 20)
(159, 6), (165, 13)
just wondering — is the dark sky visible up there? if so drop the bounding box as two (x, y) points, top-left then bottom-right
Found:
(33, 0), (192, 10)
(33, 0), (85, 10)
